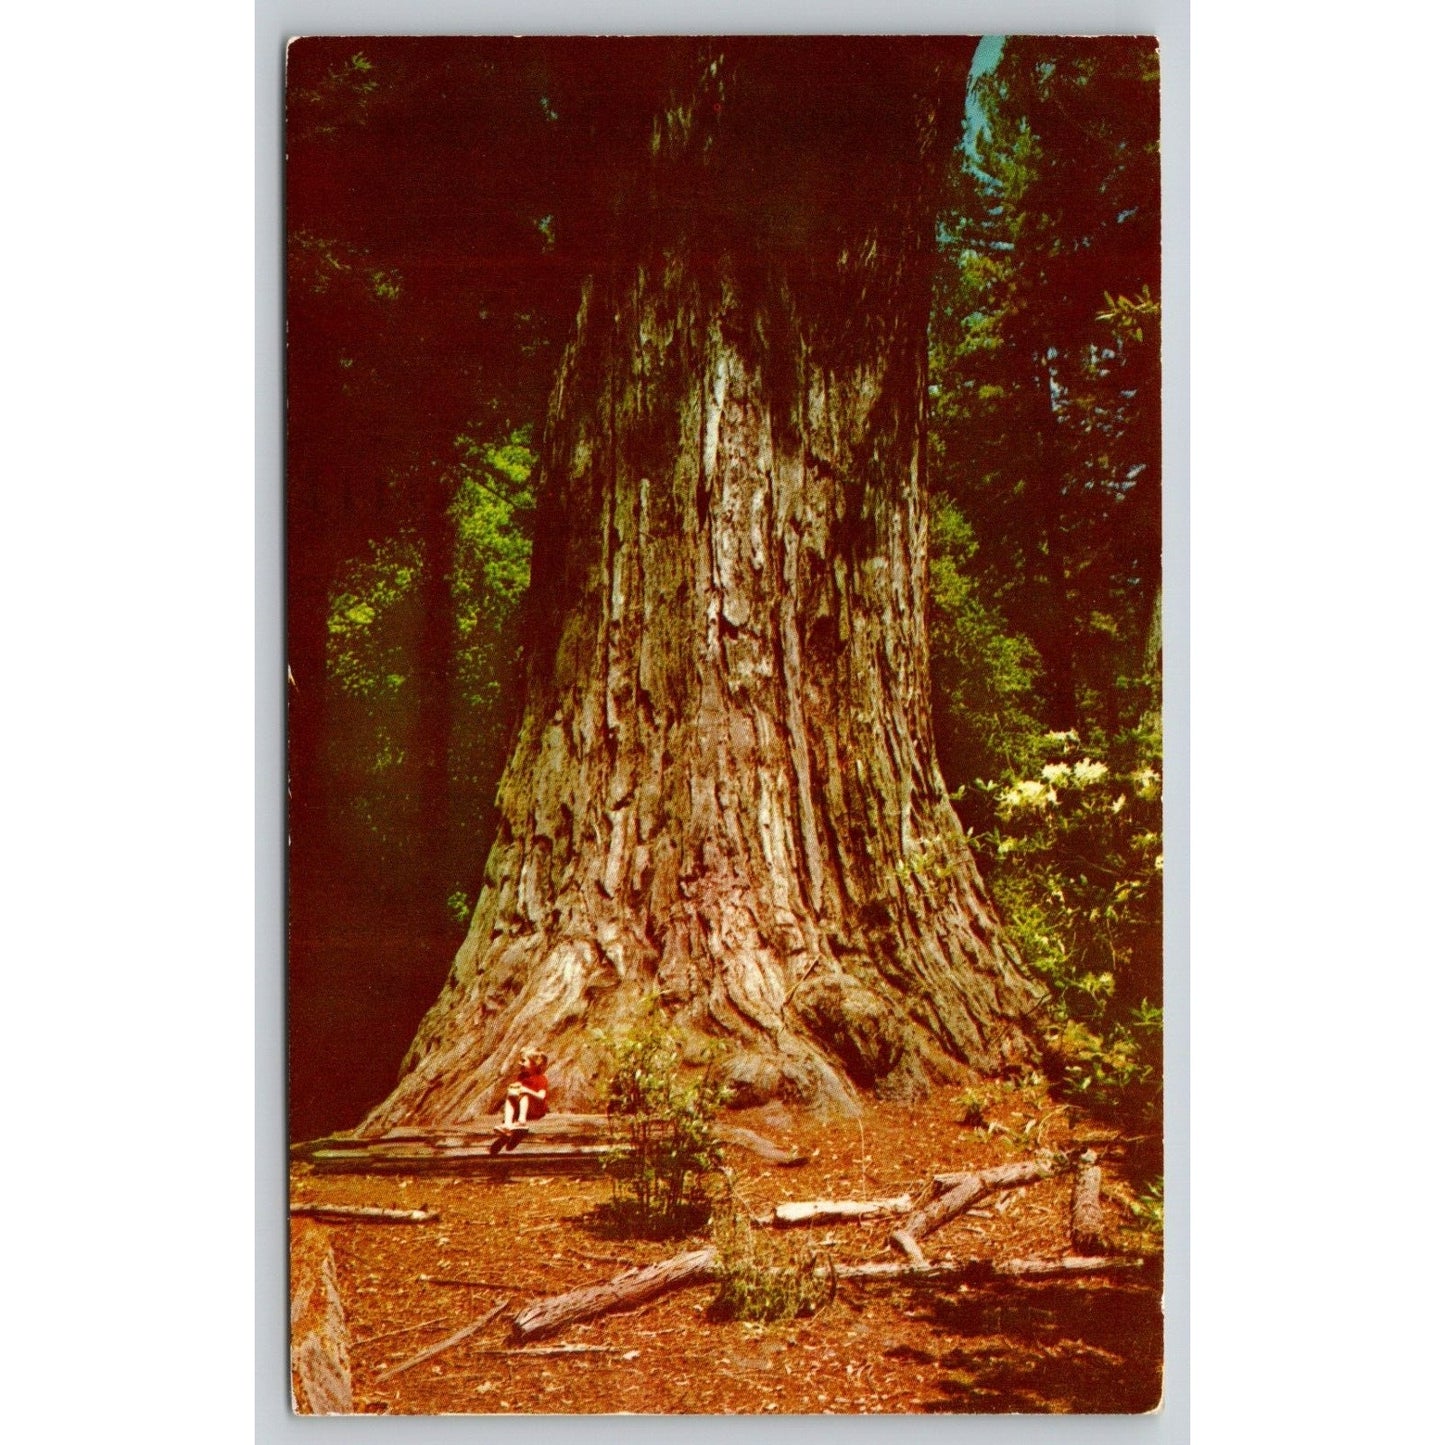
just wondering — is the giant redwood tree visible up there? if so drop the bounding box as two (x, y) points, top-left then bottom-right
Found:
(361, 37), (1045, 1129)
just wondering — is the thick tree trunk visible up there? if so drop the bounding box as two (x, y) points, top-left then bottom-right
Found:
(363, 39), (1044, 1129)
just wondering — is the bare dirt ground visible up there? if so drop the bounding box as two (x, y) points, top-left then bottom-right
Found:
(289, 1078), (1162, 1415)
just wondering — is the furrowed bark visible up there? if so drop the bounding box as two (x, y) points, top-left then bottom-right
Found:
(364, 38), (1044, 1132)
(1071, 1150), (1108, 1255)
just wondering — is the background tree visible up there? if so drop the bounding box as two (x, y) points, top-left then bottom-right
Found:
(926, 37), (1162, 1118)
(930, 36), (1161, 740)
(286, 40), (575, 1134)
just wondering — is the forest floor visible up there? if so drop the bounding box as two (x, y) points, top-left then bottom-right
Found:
(289, 1078), (1163, 1416)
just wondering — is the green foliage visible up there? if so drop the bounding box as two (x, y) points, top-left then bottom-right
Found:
(445, 889), (473, 926)
(982, 726), (1162, 1006)
(929, 498), (1046, 832)
(707, 1207), (833, 1323)
(447, 426), (536, 851)
(320, 429), (535, 915)
(1127, 1175), (1165, 1235)
(325, 536), (425, 870)
(925, 38), (1163, 1126)
(958, 1091), (989, 1129)
(972, 721), (1163, 1119)
(931, 37), (1161, 735)
(597, 1006), (731, 1237)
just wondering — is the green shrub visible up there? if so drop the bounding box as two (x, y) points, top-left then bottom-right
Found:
(1048, 1011), (1161, 1117)
(958, 1091), (989, 1129)
(707, 1207), (834, 1323)
(971, 722), (1164, 1123)
(596, 1006), (730, 1238)
(1128, 1175), (1165, 1236)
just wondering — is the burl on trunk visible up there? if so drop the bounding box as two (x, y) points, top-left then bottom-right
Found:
(363, 38), (1043, 1129)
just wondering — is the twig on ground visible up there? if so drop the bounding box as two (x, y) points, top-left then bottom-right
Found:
(477, 1344), (635, 1357)
(417, 1275), (515, 1290)
(290, 1202), (438, 1224)
(375, 1300), (510, 1382)
(350, 1317), (450, 1350)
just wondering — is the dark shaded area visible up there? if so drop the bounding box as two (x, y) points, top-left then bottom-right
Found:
(914, 1273), (1163, 1413)
(931, 35), (1161, 742)
(288, 922), (459, 1140)
(286, 38), (577, 1139)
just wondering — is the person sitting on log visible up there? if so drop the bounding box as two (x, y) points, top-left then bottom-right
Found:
(489, 1048), (549, 1153)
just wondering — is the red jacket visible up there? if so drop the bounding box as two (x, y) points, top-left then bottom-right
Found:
(515, 1066), (549, 1118)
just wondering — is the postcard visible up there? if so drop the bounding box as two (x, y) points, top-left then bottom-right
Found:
(286, 35), (1164, 1415)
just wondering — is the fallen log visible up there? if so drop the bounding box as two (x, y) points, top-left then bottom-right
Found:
(1071, 1150), (1107, 1255)
(290, 1226), (353, 1414)
(833, 1255), (1145, 1284)
(929, 1157), (1060, 1198)
(714, 1124), (809, 1166)
(891, 1157), (1057, 1258)
(890, 1230), (928, 1266)
(503, 1239), (1144, 1348)
(290, 1202), (437, 1224)
(309, 1143), (613, 1177)
(381, 1115), (614, 1143)
(512, 1248), (718, 1341)
(375, 1300), (510, 1382)
(295, 1115), (805, 1169)
(771, 1194), (912, 1226)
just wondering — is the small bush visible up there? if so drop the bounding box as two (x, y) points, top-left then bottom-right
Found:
(1128, 1175), (1164, 1234)
(707, 1207), (834, 1323)
(596, 1006), (730, 1238)
(958, 1091), (989, 1128)
(1045, 1003), (1162, 1120)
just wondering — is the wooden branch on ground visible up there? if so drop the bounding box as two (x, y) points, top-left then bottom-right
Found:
(770, 1194), (912, 1226)
(512, 1248), (718, 1341)
(477, 1344), (637, 1357)
(891, 1156), (1058, 1260)
(929, 1156), (1061, 1198)
(714, 1124), (809, 1165)
(290, 1202), (438, 1224)
(891, 1230), (928, 1266)
(498, 1233), (1146, 1349)
(417, 1274), (515, 1290)
(1071, 1150), (1107, 1255)
(350, 1317), (450, 1350)
(832, 1255), (1145, 1284)
(375, 1300), (510, 1382)
(308, 1143), (613, 1177)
